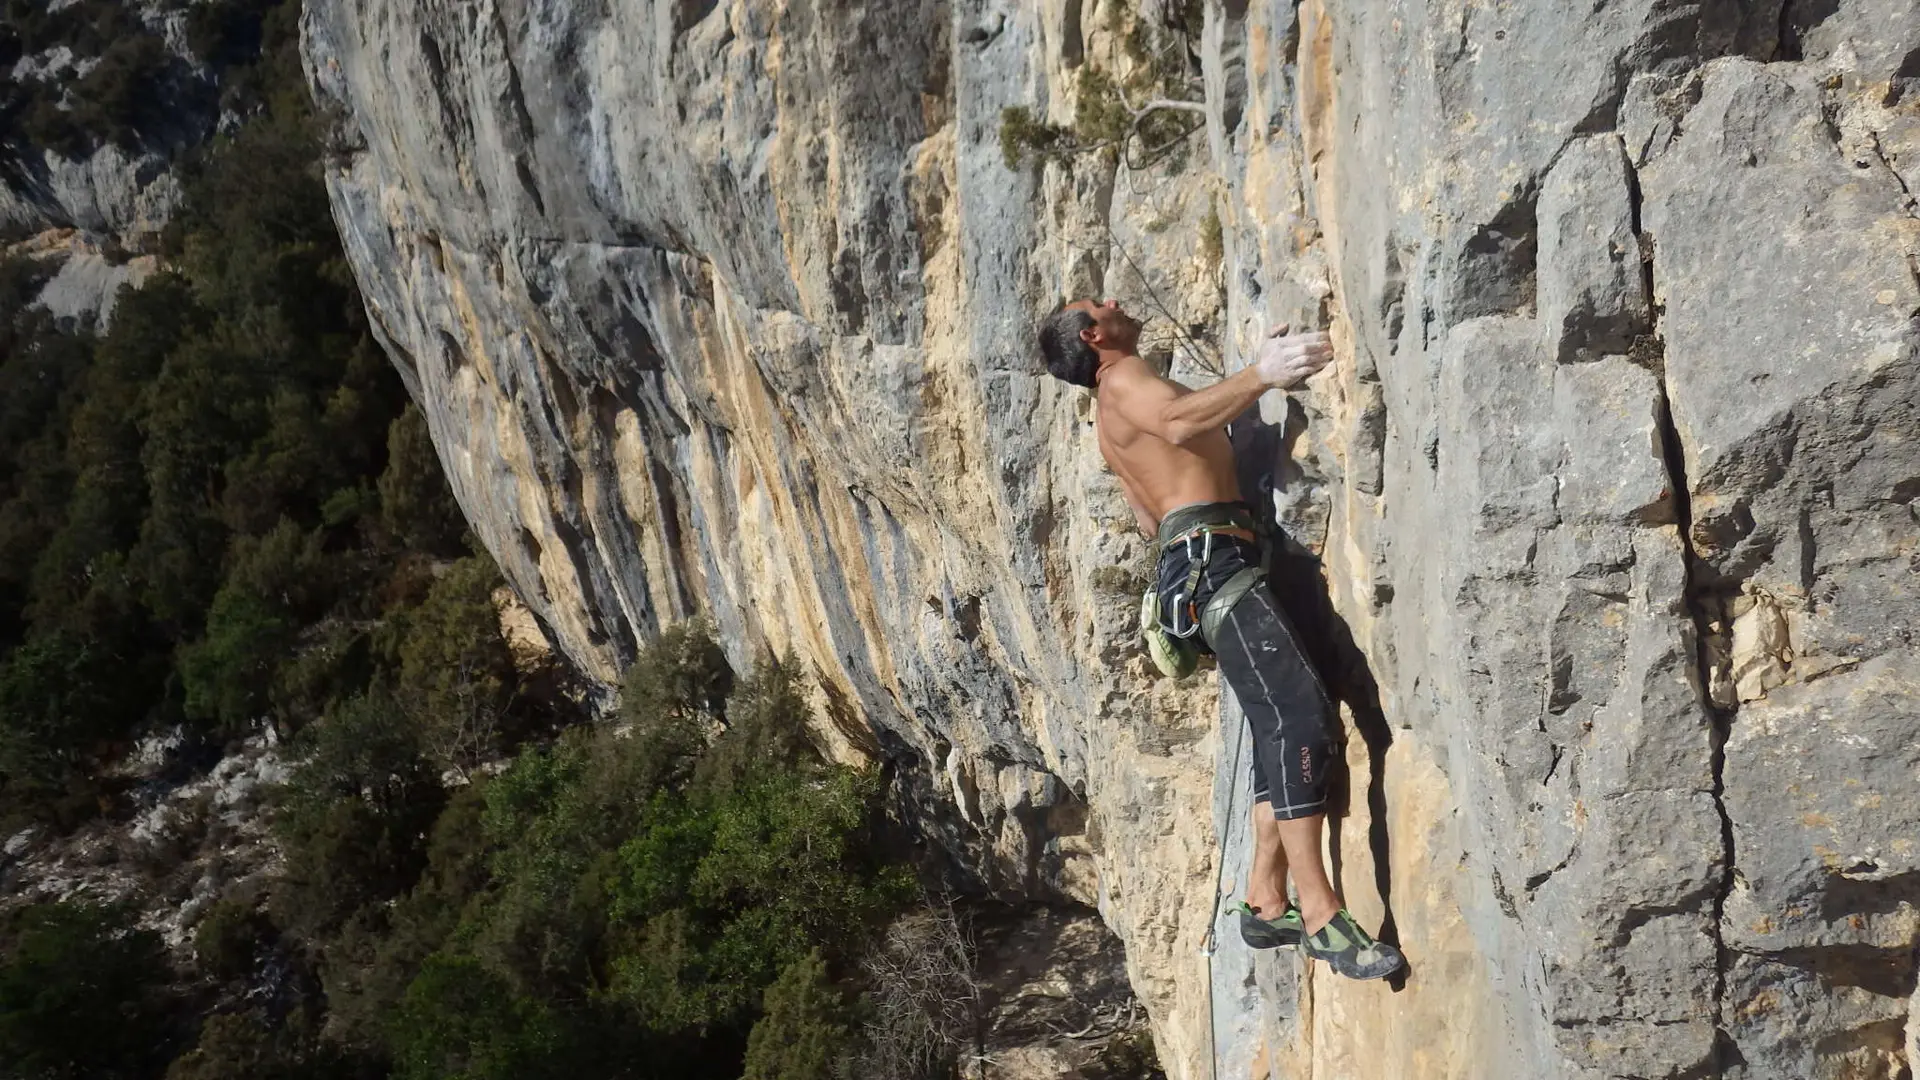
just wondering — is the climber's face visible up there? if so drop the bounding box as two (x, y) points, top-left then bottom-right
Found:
(1070, 298), (1142, 353)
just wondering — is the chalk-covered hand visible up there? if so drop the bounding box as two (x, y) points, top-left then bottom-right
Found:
(1251, 323), (1333, 390)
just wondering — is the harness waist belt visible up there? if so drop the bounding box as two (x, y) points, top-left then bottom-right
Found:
(1157, 501), (1258, 550)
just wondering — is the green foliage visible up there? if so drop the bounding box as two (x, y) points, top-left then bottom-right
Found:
(691, 660), (817, 797)
(183, 0), (279, 69)
(393, 555), (517, 772)
(0, 902), (178, 1079)
(0, 626), (153, 813)
(272, 693), (446, 940)
(605, 766), (908, 1032)
(164, 1010), (354, 1080)
(998, 3), (1206, 171)
(193, 896), (272, 981)
(0, 0), (297, 160)
(67, 34), (173, 150)
(0, 0), (483, 824)
(741, 950), (853, 1080)
(302, 625), (911, 1079)
(379, 405), (466, 554)
(179, 520), (333, 734)
(389, 954), (568, 1080)
(617, 616), (733, 735)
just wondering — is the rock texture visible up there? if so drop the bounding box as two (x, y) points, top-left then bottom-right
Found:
(8, 228), (158, 326)
(303, 1), (1920, 1077)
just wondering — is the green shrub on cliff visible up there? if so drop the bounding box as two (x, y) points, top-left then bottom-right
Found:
(999, 0), (1206, 171)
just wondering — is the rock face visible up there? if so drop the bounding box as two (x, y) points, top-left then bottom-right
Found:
(302, 1), (1920, 1077)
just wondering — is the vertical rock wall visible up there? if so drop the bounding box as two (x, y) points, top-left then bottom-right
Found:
(303, 1), (1919, 1076)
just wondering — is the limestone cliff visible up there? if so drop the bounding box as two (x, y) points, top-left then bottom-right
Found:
(302, 1), (1920, 1077)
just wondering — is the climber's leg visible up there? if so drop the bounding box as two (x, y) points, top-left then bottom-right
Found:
(1237, 797), (1305, 948)
(1275, 814), (1339, 931)
(1211, 583), (1401, 975)
(1246, 798), (1290, 916)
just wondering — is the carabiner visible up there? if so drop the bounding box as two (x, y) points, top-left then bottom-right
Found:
(1169, 591), (1193, 637)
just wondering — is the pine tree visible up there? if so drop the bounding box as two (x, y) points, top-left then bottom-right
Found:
(741, 949), (851, 1080)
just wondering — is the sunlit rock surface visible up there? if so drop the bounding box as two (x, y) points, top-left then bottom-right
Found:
(304, 1), (1920, 1076)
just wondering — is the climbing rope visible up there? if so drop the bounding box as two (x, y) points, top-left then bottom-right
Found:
(1102, 219), (1228, 378)
(1199, 706), (1248, 1080)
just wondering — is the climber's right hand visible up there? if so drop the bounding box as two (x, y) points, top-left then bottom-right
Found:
(1251, 323), (1334, 389)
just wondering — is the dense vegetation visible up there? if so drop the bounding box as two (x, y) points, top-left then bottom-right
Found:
(0, 0), (468, 829)
(0, 8), (994, 1079)
(1, 626), (932, 1079)
(0, 0), (284, 160)
(0, 7), (1166, 1080)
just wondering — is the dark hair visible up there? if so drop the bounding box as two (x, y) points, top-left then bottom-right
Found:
(1037, 305), (1099, 388)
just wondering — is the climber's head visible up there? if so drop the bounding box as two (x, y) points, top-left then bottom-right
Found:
(1037, 299), (1141, 388)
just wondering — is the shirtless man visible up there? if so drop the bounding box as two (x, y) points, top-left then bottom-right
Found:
(1036, 298), (1403, 981)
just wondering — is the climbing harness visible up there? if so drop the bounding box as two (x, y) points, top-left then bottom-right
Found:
(1139, 503), (1269, 679)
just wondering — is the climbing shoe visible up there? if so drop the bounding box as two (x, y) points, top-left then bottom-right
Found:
(1300, 909), (1404, 980)
(1234, 901), (1304, 949)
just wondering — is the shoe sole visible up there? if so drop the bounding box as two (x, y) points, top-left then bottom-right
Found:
(1303, 950), (1404, 980)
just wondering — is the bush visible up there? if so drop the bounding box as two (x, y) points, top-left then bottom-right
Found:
(393, 555), (517, 772)
(178, 520), (333, 734)
(378, 405), (464, 554)
(271, 693), (444, 940)
(604, 762), (911, 1033)
(388, 954), (568, 1080)
(0, 902), (178, 1078)
(193, 896), (272, 981)
(617, 618), (732, 736)
(691, 659), (817, 798)
(184, 0), (273, 69)
(165, 1009), (353, 1080)
(741, 949), (853, 1080)
(298, 628), (912, 1077)
(0, 627), (152, 810)
(68, 34), (172, 150)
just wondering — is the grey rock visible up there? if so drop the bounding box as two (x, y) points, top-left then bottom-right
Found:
(1538, 136), (1651, 363)
(32, 245), (156, 326)
(301, 0), (1920, 1076)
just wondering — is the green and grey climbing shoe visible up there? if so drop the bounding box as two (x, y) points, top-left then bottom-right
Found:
(1234, 901), (1304, 949)
(1300, 909), (1403, 980)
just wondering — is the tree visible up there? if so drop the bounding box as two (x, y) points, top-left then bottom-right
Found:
(387, 954), (567, 1080)
(0, 626), (151, 815)
(271, 693), (444, 940)
(999, 2), (1207, 171)
(393, 555), (517, 773)
(0, 902), (178, 1079)
(378, 405), (464, 554)
(741, 950), (852, 1080)
(178, 520), (333, 735)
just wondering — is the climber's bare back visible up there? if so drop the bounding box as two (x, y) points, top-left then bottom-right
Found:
(1096, 355), (1243, 536)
